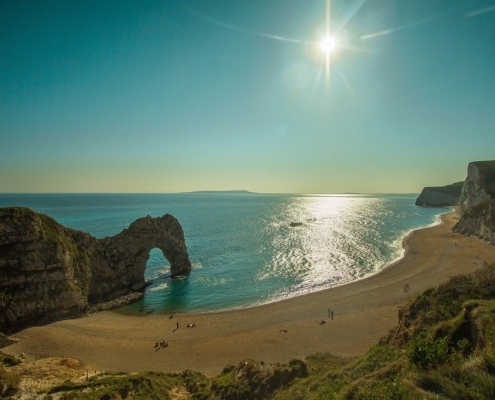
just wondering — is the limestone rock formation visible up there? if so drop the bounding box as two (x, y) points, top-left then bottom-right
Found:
(453, 161), (495, 245)
(0, 207), (191, 333)
(415, 181), (463, 206)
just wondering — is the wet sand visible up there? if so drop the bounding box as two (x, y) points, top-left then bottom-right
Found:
(5, 211), (495, 377)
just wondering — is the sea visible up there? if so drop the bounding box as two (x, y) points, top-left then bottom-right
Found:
(0, 193), (448, 315)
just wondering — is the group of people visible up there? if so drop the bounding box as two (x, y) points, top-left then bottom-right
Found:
(282, 308), (335, 332)
(175, 321), (196, 329)
(154, 339), (169, 349)
(154, 320), (197, 349)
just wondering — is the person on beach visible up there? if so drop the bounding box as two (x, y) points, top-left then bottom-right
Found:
(187, 323), (196, 328)
(318, 319), (326, 325)
(176, 322), (179, 330)
(279, 328), (287, 333)
(328, 308), (331, 317)
(169, 314), (173, 319)
(331, 310), (334, 320)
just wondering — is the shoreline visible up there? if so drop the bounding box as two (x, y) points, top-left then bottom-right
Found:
(5, 211), (495, 377)
(122, 207), (452, 317)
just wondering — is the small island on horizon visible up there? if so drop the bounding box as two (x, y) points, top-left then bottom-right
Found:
(186, 190), (257, 194)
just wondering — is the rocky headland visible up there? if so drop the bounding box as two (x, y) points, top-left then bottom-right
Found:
(453, 161), (495, 245)
(415, 181), (463, 206)
(0, 207), (191, 333)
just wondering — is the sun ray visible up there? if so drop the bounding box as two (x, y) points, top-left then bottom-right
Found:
(326, 0), (332, 86)
(336, 66), (358, 101)
(335, 0), (368, 33)
(185, 6), (314, 46)
(360, 3), (471, 40)
(465, 5), (495, 17)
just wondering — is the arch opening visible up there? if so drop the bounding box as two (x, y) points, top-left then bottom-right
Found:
(145, 248), (171, 282)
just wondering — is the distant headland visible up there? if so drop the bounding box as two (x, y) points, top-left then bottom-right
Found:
(186, 190), (258, 194)
(415, 181), (464, 206)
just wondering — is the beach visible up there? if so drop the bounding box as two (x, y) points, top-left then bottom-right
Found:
(5, 211), (495, 377)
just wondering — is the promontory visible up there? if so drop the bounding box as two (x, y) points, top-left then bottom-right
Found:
(0, 207), (191, 333)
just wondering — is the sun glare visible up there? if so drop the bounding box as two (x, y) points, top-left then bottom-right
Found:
(320, 35), (336, 54)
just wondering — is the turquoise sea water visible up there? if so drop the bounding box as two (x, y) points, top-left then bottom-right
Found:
(0, 193), (447, 314)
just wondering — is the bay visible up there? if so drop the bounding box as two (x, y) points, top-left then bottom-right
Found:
(0, 193), (447, 314)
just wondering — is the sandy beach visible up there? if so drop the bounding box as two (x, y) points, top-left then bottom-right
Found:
(5, 211), (495, 377)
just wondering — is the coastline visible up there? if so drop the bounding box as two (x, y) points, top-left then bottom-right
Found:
(123, 206), (452, 316)
(5, 211), (495, 377)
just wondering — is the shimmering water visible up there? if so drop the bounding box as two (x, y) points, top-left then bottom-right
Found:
(0, 193), (447, 314)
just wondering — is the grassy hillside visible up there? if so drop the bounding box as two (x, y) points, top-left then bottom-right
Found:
(4, 264), (495, 399)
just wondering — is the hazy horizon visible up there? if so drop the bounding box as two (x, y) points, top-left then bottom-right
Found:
(0, 190), (429, 195)
(1, 0), (494, 194)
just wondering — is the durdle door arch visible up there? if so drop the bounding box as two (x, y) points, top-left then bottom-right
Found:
(88, 214), (192, 303)
(0, 207), (191, 333)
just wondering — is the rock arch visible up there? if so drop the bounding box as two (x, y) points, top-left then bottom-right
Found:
(89, 214), (191, 303)
(0, 207), (191, 333)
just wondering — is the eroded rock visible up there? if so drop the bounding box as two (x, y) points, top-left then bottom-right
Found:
(453, 161), (495, 245)
(0, 207), (191, 333)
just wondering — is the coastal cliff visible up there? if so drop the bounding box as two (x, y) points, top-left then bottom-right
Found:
(415, 181), (463, 206)
(0, 207), (191, 333)
(453, 161), (495, 244)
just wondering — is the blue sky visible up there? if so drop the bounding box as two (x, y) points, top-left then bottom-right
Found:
(1, 0), (494, 193)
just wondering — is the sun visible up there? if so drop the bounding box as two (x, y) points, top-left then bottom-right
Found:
(320, 35), (337, 55)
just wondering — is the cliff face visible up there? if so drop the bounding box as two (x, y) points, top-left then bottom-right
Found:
(415, 182), (463, 206)
(453, 161), (495, 245)
(0, 207), (191, 333)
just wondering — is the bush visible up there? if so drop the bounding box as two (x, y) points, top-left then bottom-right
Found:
(408, 336), (449, 368)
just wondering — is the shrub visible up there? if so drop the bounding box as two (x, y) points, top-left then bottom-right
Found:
(408, 336), (449, 368)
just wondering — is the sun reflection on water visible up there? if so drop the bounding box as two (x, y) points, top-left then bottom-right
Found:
(255, 195), (403, 303)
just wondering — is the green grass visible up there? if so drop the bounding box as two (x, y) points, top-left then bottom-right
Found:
(428, 181), (464, 197)
(47, 371), (204, 400)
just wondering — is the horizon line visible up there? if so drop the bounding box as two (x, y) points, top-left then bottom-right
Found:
(0, 191), (421, 196)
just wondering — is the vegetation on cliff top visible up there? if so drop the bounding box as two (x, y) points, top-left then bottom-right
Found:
(427, 181), (464, 197)
(4, 263), (495, 399)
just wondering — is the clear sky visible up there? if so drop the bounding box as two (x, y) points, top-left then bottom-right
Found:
(1, 0), (494, 194)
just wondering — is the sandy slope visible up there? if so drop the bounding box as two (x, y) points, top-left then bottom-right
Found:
(5, 211), (495, 377)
